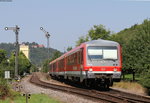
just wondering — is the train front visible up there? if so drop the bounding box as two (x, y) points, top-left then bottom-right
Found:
(83, 39), (122, 88)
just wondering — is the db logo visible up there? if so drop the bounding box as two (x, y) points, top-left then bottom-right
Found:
(101, 68), (106, 70)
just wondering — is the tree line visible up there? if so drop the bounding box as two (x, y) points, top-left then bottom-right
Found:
(0, 42), (59, 66)
(0, 42), (61, 78)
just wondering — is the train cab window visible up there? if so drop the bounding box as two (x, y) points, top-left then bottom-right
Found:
(87, 46), (118, 60)
(103, 49), (117, 60)
(88, 48), (103, 59)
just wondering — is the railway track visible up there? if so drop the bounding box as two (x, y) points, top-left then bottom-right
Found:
(30, 73), (150, 103)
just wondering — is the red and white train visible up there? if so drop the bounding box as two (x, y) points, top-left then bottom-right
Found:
(49, 39), (122, 88)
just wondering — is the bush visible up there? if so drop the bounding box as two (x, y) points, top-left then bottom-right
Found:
(0, 78), (10, 99)
(139, 70), (150, 95)
(9, 90), (20, 100)
(0, 78), (20, 100)
(140, 77), (150, 89)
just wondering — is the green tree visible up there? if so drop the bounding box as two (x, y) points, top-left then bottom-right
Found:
(67, 46), (72, 52)
(88, 25), (111, 40)
(42, 51), (62, 73)
(109, 19), (150, 83)
(0, 43), (15, 57)
(76, 24), (111, 46)
(0, 78), (10, 99)
(0, 49), (8, 78)
(76, 36), (89, 46)
(42, 59), (51, 73)
(139, 69), (150, 94)
(9, 51), (31, 76)
(30, 64), (38, 73)
(0, 49), (7, 64)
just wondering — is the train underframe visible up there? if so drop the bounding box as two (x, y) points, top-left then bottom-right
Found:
(83, 75), (113, 89)
(80, 72), (113, 89)
(50, 72), (114, 89)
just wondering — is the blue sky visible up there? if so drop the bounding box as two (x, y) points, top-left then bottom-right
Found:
(0, 0), (150, 52)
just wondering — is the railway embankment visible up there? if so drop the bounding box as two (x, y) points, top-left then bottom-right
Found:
(112, 81), (148, 96)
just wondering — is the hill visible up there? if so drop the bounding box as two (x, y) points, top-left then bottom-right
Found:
(0, 42), (60, 66)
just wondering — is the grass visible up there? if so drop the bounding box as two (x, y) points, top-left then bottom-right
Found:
(122, 74), (141, 81)
(0, 94), (62, 103)
(113, 81), (148, 95)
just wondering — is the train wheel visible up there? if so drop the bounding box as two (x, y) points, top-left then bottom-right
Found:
(99, 79), (110, 90)
(104, 79), (110, 90)
(82, 79), (90, 88)
(105, 83), (110, 90)
(110, 78), (113, 86)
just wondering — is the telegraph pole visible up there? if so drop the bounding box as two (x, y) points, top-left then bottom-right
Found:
(47, 35), (50, 57)
(40, 27), (51, 59)
(5, 25), (20, 79)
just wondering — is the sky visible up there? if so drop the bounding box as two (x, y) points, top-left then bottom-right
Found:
(0, 0), (150, 52)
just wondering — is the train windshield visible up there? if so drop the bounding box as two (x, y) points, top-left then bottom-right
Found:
(87, 46), (118, 61)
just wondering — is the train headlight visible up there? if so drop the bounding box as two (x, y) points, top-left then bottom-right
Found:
(114, 68), (117, 72)
(89, 68), (93, 71)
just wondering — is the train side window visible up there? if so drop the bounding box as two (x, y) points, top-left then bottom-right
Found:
(67, 50), (83, 65)
(67, 56), (71, 65)
(49, 64), (51, 71)
(54, 62), (57, 70)
(78, 48), (83, 64)
(53, 64), (55, 70)
(74, 53), (77, 65)
(77, 51), (80, 64)
(58, 61), (60, 68)
(50, 64), (53, 69)
(61, 59), (64, 68)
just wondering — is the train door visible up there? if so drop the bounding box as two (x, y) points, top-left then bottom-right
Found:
(64, 56), (67, 79)
(79, 48), (84, 82)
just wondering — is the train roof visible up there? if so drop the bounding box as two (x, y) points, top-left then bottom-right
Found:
(49, 43), (84, 64)
(83, 39), (119, 46)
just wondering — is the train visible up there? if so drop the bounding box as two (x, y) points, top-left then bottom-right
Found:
(49, 39), (122, 88)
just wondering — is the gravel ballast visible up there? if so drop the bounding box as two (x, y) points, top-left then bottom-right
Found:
(19, 74), (99, 103)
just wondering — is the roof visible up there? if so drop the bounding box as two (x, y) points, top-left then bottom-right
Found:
(84, 39), (119, 46)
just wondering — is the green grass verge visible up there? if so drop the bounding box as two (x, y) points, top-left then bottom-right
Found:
(0, 94), (61, 103)
(122, 74), (141, 81)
